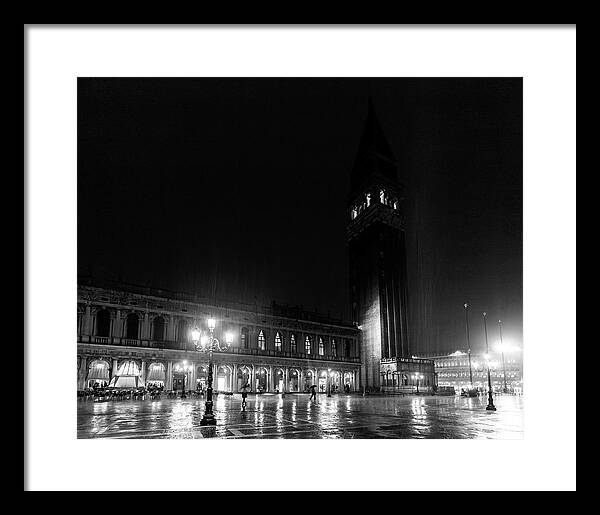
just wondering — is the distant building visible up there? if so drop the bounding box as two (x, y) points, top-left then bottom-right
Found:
(416, 350), (523, 394)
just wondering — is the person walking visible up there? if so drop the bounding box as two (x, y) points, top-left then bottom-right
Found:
(309, 384), (317, 401)
(241, 385), (249, 411)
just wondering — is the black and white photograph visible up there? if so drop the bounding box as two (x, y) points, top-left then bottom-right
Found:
(25, 25), (576, 491)
(76, 77), (523, 440)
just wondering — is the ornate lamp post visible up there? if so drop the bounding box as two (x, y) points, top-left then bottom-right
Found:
(327, 368), (332, 397)
(483, 312), (497, 411)
(498, 319), (508, 393)
(191, 318), (232, 426)
(174, 361), (192, 399)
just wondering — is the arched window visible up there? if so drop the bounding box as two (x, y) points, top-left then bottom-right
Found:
(305, 335), (312, 355)
(241, 327), (249, 349)
(125, 313), (139, 340)
(344, 339), (351, 358)
(96, 309), (111, 337)
(290, 333), (297, 353)
(318, 337), (325, 356)
(152, 316), (165, 341)
(331, 338), (337, 357)
(177, 319), (188, 342)
(258, 330), (266, 351)
(275, 332), (282, 352)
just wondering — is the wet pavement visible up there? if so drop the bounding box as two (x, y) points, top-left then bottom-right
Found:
(77, 392), (523, 439)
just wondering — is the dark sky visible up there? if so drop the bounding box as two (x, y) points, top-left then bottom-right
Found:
(78, 78), (522, 355)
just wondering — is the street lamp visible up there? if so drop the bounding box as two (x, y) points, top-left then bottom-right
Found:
(191, 318), (232, 426)
(327, 368), (332, 397)
(173, 361), (192, 399)
(498, 319), (508, 394)
(482, 312), (497, 411)
(411, 373), (423, 394)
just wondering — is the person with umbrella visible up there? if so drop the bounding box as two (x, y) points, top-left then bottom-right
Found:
(241, 384), (250, 410)
(309, 384), (317, 401)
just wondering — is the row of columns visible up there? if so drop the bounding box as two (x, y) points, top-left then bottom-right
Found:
(77, 355), (360, 393)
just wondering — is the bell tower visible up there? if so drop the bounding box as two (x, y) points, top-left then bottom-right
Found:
(347, 99), (410, 390)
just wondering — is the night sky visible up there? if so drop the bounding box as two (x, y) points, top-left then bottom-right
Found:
(78, 78), (522, 355)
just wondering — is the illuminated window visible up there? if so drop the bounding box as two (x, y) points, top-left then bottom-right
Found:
(331, 338), (337, 357)
(258, 330), (266, 351)
(275, 332), (282, 352)
(290, 333), (297, 353)
(366, 193), (371, 207)
(241, 327), (249, 349)
(351, 208), (357, 220)
(305, 335), (312, 354)
(318, 337), (325, 356)
(380, 189), (386, 204)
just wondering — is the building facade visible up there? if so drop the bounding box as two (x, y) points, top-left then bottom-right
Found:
(421, 351), (523, 395)
(77, 281), (361, 393)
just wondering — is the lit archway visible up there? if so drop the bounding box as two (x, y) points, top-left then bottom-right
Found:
(343, 372), (355, 392)
(318, 370), (327, 393)
(255, 367), (268, 392)
(303, 370), (314, 392)
(273, 368), (284, 392)
(87, 359), (110, 388)
(146, 362), (166, 388)
(288, 368), (300, 392)
(109, 360), (143, 388)
(216, 365), (232, 392)
(196, 365), (209, 391)
(330, 371), (341, 393)
(237, 365), (252, 391)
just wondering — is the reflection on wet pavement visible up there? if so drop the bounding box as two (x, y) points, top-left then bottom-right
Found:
(78, 393), (523, 439)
